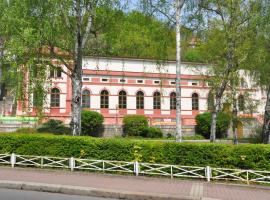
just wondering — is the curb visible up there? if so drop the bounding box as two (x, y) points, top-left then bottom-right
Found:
(0, 180), (199, 200)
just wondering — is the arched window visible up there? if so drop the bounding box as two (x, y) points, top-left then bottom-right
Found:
(238, 95), (245, 111)
(51, 88), (60, 107)
(207, 92), (214, 111)
(118, 90), (127, 109)
(153, 91), (161, 109)
(136, 91), (144, 109)
(170, 92), (176, 110)
(100, 90), (109, 108)
(192, 93), (199, 110)
(82, 89), (90, 108)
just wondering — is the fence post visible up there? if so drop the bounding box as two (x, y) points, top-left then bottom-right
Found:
(171, 165), (173, 179)
(11, 153), (16, 168)
(246, 170), (249, 185)
(134, 161), (139, 176)
(41, 157), (44, 168)
(206, 166), (211, 182)
(69, 157), (75, 171)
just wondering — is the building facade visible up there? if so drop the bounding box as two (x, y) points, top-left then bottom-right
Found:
(16, 57), (266, 137)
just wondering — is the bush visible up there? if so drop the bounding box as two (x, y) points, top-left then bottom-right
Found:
(81, 110), (104, 137)
(123, 115), (148, 136)
(37, 119), (70, 135)
(14, 128), (37, 134)
(141, 127), (163, 138)
(249, 126), (263, 144)
(0, 134), (270, 170)
(195, 112), (231, 139)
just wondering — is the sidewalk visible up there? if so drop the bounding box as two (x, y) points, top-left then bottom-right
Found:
(0, 167), (269, 200)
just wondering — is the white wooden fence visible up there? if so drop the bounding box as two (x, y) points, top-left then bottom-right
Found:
(0, 153), (270, 184)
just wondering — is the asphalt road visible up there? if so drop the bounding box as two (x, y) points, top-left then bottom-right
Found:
(0, 189), (117, 200)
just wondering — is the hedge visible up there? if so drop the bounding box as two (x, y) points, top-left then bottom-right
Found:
(0, 134), (269, 170)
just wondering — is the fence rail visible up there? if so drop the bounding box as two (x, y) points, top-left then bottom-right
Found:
(0, 153), (269, 184)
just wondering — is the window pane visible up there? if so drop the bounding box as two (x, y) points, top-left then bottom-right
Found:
(136, 91), (144, 109)
(51, 88), (60, 107)
(118, 91), (127, 109)
(153, 92), (161, 109)
(192, 93), (199, 110)
(82, 90), (90, 108)
(50, 68), (54, 78)
(56, 67), (62, 77)
(100, 90), (109, 108)
(170, 92), (176, 110)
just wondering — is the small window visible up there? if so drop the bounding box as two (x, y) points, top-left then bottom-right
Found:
(192, 93), (199, 110)
(207, 81), (213, 86)
(119, 79), (126, 83)
(56, 68), (62, 77)
(101, 78), (108, 82)
(50, 67), (62, 78)
(100, 90), (109, 108)
(153, 92), (161, 109)
(170, 81), (176, 85)
(50, 88), (60, 107)
(83, 77), (90, 81)
(154, 80), (160, 84)
(192, 82), (198, 86)
(137, 80), (144, 84)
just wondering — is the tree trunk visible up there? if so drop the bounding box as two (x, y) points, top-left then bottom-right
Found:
(232, 97), (238, 145)
(70, 0), (83, 136)
(210, 109), (217, 142)
(175, 0), (184, 142)
(262, 85), (270, 144)
(210, 38), (235, 142)
(0, 38), (3, 99)
(71, 70), (82, 136)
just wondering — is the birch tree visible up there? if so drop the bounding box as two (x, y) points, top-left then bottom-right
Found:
(2, 0), (118, 136)
(140, 0), (197, 142)
(198, 0), (262, 142)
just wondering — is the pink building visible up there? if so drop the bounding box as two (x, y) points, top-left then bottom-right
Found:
(15, 57), (266, 137)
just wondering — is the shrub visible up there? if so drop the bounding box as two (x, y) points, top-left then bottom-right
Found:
(14, 128), (37, 134)
(141, 127), (163, 138)
(81, 110), (104, 136)
(37, 119), (70, 135)
(195, 112), (231, 139)
(123, 115), (148, 136)
(0, 134), (269, 170)
(249, 126), (263, 144)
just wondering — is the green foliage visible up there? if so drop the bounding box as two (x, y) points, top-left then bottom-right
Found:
(183, 135), (205, 140)
(37, 119), (70, 135)
(81, 110), (104, 137)
(14, 128), (37, 134)
(195, 112), (231, 139)
(141, 127), (163, 138)
(123, 115), (148, 136)
(249, 126), (263, 144)
(0, 134), (270, 170)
